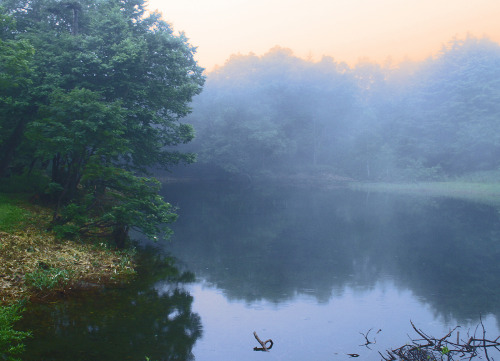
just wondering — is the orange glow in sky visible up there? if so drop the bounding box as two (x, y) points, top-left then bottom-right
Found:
(146, 0), (500, 71)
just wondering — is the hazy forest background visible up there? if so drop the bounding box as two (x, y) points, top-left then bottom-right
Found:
(179, 37), (500, 183)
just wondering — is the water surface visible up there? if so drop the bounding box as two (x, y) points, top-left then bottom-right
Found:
(20, 182), (500, 360)
(161, 182), (500, 360)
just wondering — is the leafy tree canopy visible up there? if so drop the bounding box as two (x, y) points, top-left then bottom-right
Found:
(0, 0), (204, 245)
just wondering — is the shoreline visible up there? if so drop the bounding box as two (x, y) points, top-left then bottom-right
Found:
(350, 181), (500, 206)
(4, 178), (500, 305)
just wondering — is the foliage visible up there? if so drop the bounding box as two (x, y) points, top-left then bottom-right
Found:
(0, 194), (136, 303)
(0, 0), (204, 245)
(0, 302), (31, 361)
(392, 37), (500, 175)
(0, 171), (49, 194)
(24, 267), (72, 291)
(0, 10), (33, 89)
(52, 168), (178, 246)
(0, 8), (35, 178)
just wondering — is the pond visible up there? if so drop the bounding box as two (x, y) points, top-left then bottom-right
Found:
(19, 181), (500, 360)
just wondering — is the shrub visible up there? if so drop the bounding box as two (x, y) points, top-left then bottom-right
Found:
(0, 172), (49, 194)
(24, 267), (72, 291)
(0, 302), (31, 361)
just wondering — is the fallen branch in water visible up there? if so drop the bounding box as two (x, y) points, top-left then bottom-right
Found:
(253, 331), (273, 352)
(380, 319), (500, 361)
(359, 327), (381, 349)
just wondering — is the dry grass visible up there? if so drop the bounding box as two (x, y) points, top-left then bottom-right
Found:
(0, 203), (136, 305)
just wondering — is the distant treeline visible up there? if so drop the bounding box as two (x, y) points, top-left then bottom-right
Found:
(183, 38), (500, 181)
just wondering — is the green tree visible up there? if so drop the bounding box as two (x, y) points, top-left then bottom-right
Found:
(24, 88), (173, 247)
(27, 88), (127, 204)
(0, 302), (31, 361)
(0, 9), (35, 176)
(0, 0), (204, 245)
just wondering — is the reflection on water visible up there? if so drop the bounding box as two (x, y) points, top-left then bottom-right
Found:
(181, 281), (499, 361)
(159, 182), (500, 360)
(164, 182), (500, 323)
(19, 252), (202, 361)
(18, 182), (500, 360)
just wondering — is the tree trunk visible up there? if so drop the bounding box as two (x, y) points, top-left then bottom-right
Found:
(0, 117), (30, 177)
(0, 106), (37, 177)
(112, 224), (129, 249)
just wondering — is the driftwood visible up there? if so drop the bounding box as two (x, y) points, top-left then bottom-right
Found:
(379, 319), (500, 361)
(253, 331), (274, 351)
(359, 327), (382, 349)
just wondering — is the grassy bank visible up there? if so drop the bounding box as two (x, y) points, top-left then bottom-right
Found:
(0, 194), (136, 305)
(0, 193), (139, 359)
(350, 181), (500, 206)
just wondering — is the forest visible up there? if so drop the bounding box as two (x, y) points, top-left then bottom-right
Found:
(183, 38), (500, 182)
(1, 0), (500, 248)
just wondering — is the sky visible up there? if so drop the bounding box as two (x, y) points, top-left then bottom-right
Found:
(146, 0), (500, 71)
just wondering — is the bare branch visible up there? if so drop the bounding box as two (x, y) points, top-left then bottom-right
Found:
(388, 321), (500, 361)
(253, 331), (273, 352)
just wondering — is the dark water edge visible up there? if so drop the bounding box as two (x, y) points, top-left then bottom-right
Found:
(17, 249), (202, 361)
(17, 181), (500, 360)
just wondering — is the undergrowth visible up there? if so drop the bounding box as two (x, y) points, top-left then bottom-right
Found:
(0, 302), (31, 361)
(0, 192), (137, 304)
(0, 195), (30, 233)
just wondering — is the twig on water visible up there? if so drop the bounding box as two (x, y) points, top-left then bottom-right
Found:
(359, 327), (381, 349)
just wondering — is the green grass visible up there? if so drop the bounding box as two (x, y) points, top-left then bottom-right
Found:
(350, 181), (500, 206)
(0, 195), (31, 232)
(24, 267), (72, 292)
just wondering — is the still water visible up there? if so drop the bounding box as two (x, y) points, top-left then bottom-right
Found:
(20, 182), (500, 360)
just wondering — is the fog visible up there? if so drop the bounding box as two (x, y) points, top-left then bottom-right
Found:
(180, 36), (500, 182)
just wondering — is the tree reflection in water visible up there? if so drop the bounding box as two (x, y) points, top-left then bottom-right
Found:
(162, 182), (500, 325)
(19, 250), (202, 361)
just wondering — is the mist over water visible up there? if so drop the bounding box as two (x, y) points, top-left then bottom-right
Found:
(18, 181), (500, 360)
(160, 182), (500, 360)
(164, 182), (500, 322)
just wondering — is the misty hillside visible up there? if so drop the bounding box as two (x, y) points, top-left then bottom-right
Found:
(183, 37), (500, 181)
